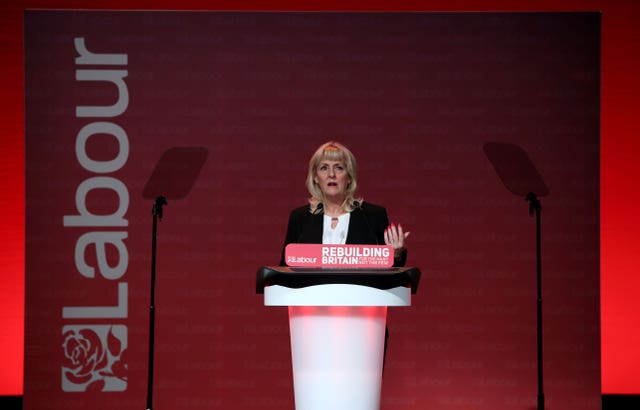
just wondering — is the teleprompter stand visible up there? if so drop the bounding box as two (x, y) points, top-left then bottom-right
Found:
(142, 147), (208, 410)
(146, 196), (166, 410)
(484, 142), (549, 410)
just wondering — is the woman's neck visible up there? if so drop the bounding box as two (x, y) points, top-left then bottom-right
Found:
(323, 197), (346, 217)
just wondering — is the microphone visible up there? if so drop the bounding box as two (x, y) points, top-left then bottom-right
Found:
(313, 202), (323, 215)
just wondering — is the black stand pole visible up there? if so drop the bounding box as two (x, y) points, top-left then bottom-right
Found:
(525, 192), (544, 410)
(146, 196), (167, 410)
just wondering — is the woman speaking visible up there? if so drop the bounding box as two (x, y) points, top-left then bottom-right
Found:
(280, 141), (409, 266)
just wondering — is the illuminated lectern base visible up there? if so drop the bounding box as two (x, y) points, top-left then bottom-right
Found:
(289, 304), (387, 410)
(257, 267), (420, 410)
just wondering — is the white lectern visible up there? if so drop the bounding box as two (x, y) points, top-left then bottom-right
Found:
(256, 266), (421, 410)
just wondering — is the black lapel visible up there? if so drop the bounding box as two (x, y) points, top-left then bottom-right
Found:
(299, 212), (323, 244)
(347, 208), (369, 244)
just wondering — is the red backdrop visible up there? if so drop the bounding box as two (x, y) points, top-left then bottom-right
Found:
(24, 10), (600, 410)
(1, 0), (640, 401)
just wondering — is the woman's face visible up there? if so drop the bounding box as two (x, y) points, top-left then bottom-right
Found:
(314, 159), (351, 200)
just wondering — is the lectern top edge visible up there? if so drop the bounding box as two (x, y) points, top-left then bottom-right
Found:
(255, 266), (421, 295)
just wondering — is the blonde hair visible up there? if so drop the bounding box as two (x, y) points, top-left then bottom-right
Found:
(306, 141), (361, 213)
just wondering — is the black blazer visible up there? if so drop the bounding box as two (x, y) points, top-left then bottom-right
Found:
(279, 201), (407, 266)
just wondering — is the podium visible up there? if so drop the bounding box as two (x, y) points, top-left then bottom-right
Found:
(256, 266), (421, 410)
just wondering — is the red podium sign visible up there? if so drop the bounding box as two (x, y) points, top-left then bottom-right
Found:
(285, 244), (393, 268)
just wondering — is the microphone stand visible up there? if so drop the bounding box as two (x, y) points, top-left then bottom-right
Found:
(146, 196), (167, 410)
(525, 192), (544, 410)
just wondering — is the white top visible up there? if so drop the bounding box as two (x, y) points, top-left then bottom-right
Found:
(322, 213), (350, 245)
